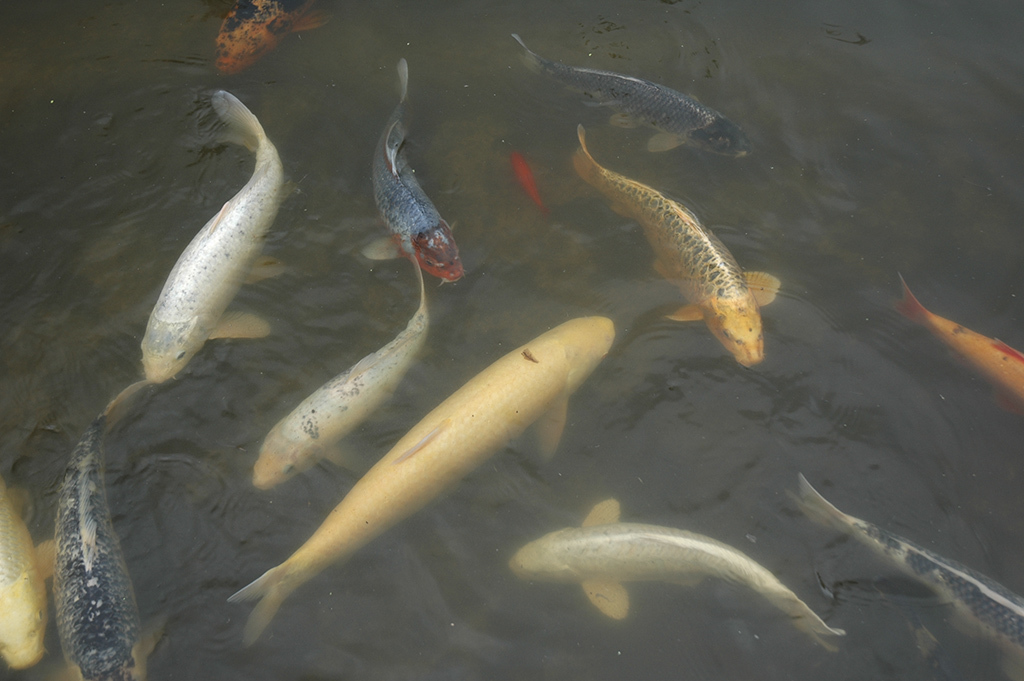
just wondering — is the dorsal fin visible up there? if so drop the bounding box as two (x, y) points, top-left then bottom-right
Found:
(582, 498), (620, 526)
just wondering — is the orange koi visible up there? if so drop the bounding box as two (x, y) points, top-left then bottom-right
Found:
(510, 151), (549, 214)
(215, 0), (327, 75)
(896, 275), (1024, 413)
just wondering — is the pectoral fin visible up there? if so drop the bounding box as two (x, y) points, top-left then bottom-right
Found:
(1001, 649), (1024, 681)
(324, 444), (369, 476)
(994, 389), (1024, 415)
(131, 614), (168, 681)
(292, 9), (329, 32)
(745, 271), (781, 306)
(210, 312), (272, 339)
(666, 304), (704, 322)
(582, 499), (620, 527)
(582, 579), (630, 619)
(534, 392), (568, 460)
(647, 132), (683, 152)
(609, 112), (639, 128)
(361, 236), (404, 261)
(34, 539), (55, 581)
(245, 255), (286, 284)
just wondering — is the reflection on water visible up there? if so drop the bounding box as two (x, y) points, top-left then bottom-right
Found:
(3, 0), (1024, 679)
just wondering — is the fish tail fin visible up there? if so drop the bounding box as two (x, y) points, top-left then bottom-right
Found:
(228, 565), (294, 645)
(396, 58), (409, 103)
(211, 90), (266, 153)
(573, 124), (600, 184)
(511, 33), (543, 73)
(790, 610), (846, 652)
(791, 474), (853, 535)
(103, 379), (151, 427)
(894, 273), (929, 323)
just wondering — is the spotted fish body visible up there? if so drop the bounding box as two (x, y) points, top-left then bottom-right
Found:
(510, 500), (844, 650)
(141, 90), (284, 383)
(573, 124), (773, 366)
(372, 59), (463, 282)
(796, 474), (1024, 658)
(0, 475), (47, 670)
(253, 264), (429, 489)
(512, 33), (749, 157)
(54, 417), (143, 681)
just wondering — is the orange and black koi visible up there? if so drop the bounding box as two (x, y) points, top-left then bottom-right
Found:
(215, 0), (327, 75)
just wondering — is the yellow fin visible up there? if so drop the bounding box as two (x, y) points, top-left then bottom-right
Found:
(609, 112), (639, 128)
(534, 391), (568, 460)
(745, 271), (780, 306)
(666, 304), (704, 322)
(6, 486), (30, 517)
(210, 312), (271, 340)
(393, 418), (450, 465)
(582, 579), (629, 619)
(245, 255), (286, 284)
(361, 236), (404, 261)
(582, 499), (620, 527)
(34, 539), (55, 581)
(131, 614), (167, 680)
(104, 379), (151, 426)
(647, 132), (683, 153)
(652, 258), (672, 280)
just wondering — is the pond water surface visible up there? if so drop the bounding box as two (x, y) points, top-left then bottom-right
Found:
(3, 1), (1024, 680)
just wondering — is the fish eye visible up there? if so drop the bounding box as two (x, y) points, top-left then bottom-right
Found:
(282, 464), (295, 475)
(175, 351), (187, 360)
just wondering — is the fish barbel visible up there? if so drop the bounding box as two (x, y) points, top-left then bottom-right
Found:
(141, 90), (285, 383)
(230, 316), (615, 644)
(0, 475), (48, 670)
(253, 262), (428, 489)
(573, 124), (778, 366)
(510, 498), (844, 650)
(54, 416), (147, 681)
(795, 474), (1024, 664)
(896, 275), (1024, 414)
(512, 33), (750, 157)
(371, 58), (463, 282)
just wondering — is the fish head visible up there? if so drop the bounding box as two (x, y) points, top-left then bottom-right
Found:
(558, 317), (616, 392)
(253, 425), (314, 490)
(141, 317), (200, 383)
(0, 574), (46, 669)
(214, 0), (291, 75)
(509, 533), (578, 582)
(704, 296), (764, 366)
(412, 222), (464, 281)
(687, 118), (751, 157)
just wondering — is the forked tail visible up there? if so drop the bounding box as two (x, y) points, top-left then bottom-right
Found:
(894, 273), (929, 324)
(791, 474), (855, 536)
(228, 565), (294, 645)
(510, 33), (543, 74)
(211, 90), (266, 153)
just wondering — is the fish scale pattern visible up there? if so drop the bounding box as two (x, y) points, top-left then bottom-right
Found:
(54, 417), (141, 681)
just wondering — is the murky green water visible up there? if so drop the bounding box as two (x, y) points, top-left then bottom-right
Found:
(3, 1), (1024, 679)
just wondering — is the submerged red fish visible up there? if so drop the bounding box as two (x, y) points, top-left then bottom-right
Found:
(896, 275), (1024, 414)
(215, 0), (327, 75)
(510, 151), (549, 214)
